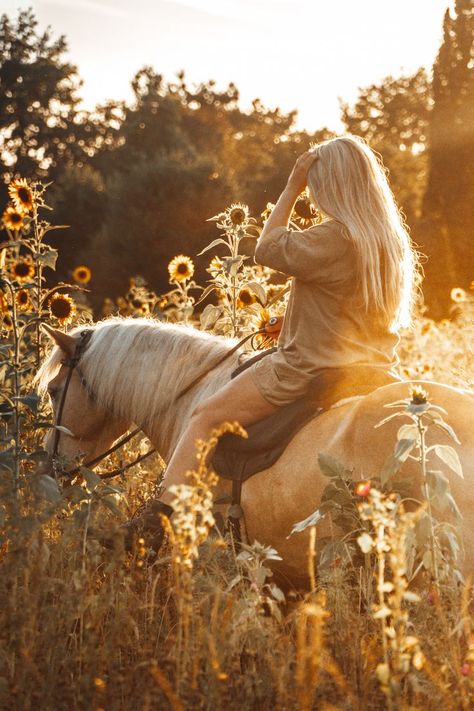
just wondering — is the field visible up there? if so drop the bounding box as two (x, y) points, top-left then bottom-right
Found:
(1, 181), (473, 711)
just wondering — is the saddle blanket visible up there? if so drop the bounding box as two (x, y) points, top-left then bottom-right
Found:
(211, 348), (400, 482)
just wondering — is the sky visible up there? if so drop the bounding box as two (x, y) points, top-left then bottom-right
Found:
(3, 0), (454, 132)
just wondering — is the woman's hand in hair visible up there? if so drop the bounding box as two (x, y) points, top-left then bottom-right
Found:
(286, 150), (319, 195)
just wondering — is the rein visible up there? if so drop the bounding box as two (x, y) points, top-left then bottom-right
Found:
(51, 320), (282, 480)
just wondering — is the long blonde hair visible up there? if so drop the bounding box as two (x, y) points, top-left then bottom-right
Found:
(307, 134), (421, 332)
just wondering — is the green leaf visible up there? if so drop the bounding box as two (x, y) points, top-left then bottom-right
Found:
(37, 474), (61, 503)
(317, 453), (351, 480)
(289, 508), (326, 536)
(397, 424), (419, 441)
(245, 281), (267, 304)
(36, 247), (58, 270)
(195, 284), (218, 305)
(200, 304), (222, 330)
(80, 467), (102, 491)
(433, 444), (464, 478)
(196, 238), (229, 255)
(394, 438), (417, 461)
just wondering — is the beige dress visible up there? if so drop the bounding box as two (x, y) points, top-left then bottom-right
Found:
(249, 219), (399, 407)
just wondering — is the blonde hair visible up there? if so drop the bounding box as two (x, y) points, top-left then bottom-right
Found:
(307, 134), (421, 332)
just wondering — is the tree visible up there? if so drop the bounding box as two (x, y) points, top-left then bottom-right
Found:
(420, 0), (474, 315)
(340, 69), (432, 228)
(0, 8), (95, 194)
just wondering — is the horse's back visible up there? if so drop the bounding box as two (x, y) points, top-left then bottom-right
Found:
(241, 379), (474, 583)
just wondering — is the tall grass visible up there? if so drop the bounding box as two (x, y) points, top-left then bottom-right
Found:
(0, 181), (473, 709)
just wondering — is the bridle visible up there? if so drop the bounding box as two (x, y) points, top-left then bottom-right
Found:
(50, 318), (282, 482)
(51, 329), (157, 481)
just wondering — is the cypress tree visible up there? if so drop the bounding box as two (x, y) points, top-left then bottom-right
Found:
(420, 0), (474, 316)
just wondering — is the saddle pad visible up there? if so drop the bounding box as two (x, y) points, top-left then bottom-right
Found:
(211, 351), (400, 482)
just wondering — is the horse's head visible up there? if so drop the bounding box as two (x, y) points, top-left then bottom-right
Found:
(38, 324), (131, 470)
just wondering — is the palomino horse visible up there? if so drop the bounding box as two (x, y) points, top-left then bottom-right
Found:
(37, 317), (474, 584)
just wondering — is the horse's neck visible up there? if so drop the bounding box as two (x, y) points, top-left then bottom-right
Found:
(146, 361), (236, 461)
(86, 323), (241, 461)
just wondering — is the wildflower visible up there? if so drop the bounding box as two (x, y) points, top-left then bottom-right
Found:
(48, 293), (76, 325)
(8, 178), (34, 212)
(450, 287), (466, 303)
(168, 255), (194, 283)
(2, 206), (25, 231)
(228, 203), (248, 226)
(294, 195), (315, 220)
(236, 287), (256, 309)
(410, 386), (428, 406)
(16, 289), (31, 311)
(460, 663), (470, 676)
(72, 265), (91, 285)
(356, 481), (371, 497)
(11, 259), (35, 282)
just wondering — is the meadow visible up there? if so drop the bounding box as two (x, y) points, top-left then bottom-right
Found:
(0, 180), (473, 711)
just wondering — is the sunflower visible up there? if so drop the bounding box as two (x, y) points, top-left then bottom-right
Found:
(168, 255), (194, 283)
(2, 206), (25, 232)
(16, 289), (32, 311)
(72, 265), (92, 285)
(451, 287), (467, 303)
(228, 203), (248, 227)
(8, 178), (34, 213)
(293, 195), (321, 226)
(0, 291), (9, 314)
(261, 203), (275, 223)
(11, 259), (35, 282)
(49, 293), (76, 325)
(207, 256), (223, 275)
(1, 313), (13, 331)
(236, 287), (256, 309)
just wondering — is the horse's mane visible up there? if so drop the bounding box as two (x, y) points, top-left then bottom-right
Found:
(37, 317), (241, 445)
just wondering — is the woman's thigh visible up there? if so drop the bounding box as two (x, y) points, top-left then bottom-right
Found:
(197, 368), (280, 428)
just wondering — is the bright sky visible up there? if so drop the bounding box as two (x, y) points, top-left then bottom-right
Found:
(3, 0), (453, 132)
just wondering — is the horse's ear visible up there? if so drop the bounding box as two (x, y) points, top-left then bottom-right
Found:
(41, 324), (78, 356)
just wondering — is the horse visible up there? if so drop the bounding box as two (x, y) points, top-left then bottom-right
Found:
(37, 317), (474, 585)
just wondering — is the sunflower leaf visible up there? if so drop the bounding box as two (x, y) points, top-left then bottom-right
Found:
(197, 238), (229, 256)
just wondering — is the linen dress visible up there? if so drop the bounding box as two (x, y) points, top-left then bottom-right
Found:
(249, 219), (399, 407)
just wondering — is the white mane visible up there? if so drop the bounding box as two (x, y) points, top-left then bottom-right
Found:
(38, 317), (243, 450)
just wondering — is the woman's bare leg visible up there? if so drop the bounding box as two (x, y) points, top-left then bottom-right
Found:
(159, 368), (279, 507)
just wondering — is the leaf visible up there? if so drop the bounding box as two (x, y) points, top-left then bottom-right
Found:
(80, 467), (102, 491)
(12, 393), (40, 413)
(37, 474), (61, 503)
(445, 493), (463, 521)
(199, 304), (222, 330)
(357, 532), (374, 554)
(374, 411), (406, 428)
(423, 411), (461, 444)
(197, 238), (229, 256)
(394, 438), (417, 461)
(195, 284), (218, 305)
(245, 281), (266, 304)
(317, 453), (351, 480)
(36, 247), (58, 270)
(289, 508), (325, 536)
(269, 583), (286, 603)
(53, 424), (75, 436)
(433, 444), (464, 478)
(380, 454), (402, 486)
(397, 424), (419, 441)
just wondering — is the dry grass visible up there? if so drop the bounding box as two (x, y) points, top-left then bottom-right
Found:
(0, 182), (473, 710)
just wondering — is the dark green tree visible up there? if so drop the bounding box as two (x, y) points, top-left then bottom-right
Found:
(340, 69), (432, 227)
(0, 8), (96, 197)
(420, 0), (474, 315)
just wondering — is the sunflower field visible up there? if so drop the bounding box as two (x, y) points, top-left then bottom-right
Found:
(0, 180), (473, 711)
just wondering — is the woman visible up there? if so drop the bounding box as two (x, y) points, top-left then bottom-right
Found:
(118, 134), (420, 551)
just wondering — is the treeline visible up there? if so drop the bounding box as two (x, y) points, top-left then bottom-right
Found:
(1, 3), (472, 316)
